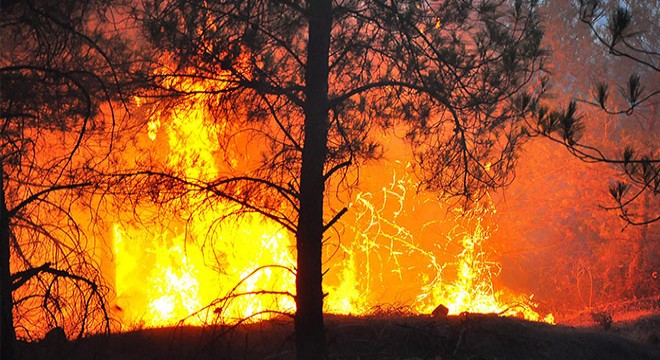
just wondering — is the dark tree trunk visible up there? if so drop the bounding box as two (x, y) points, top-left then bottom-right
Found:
(0, 163), (15, 360)
(295, 0), (332, 359)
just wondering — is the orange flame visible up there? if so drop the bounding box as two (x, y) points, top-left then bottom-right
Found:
(412, 202), (554, 322)
(114, 73), (297, 327)
(111, 67), (553, 330)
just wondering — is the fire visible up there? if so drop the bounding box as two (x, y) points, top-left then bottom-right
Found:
(113, 217), (297, 327)
(110, 66), (552, 330)
(412, 202), (554, 323)
(113, 72), (297, 327)
(328, 169), (553, 323)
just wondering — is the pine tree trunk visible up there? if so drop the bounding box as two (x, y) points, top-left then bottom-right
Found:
(0, 163), (15, 360)
(295, 1), (332, 359)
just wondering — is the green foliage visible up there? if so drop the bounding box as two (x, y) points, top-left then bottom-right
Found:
(625, 74), (643, 109)
(558, 101), (583, 145)
(608, 6), (632, 46)
(609, 181), (629, 201)
(596, 83), (609, 109)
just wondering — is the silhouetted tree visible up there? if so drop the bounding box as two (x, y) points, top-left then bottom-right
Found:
(0, 1), (135, 358)
(532, 0), (658, 227)
(578, 0), (658, 228)
(504, 0), (659, 304)
(575, 0), (658, 298)
(135, 1), (546, 358)
(514, 0), (658, 301)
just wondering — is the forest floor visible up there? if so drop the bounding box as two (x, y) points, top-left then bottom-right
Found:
(17, 308), (660, 360)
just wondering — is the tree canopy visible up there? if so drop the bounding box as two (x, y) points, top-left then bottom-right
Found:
(134, 1), (546, 358)
(0, 0), (135, 357)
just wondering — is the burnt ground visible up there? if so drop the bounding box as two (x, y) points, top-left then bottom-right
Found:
(16, 312), (660, 360)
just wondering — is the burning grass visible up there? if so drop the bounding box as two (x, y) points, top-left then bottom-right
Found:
(16, 312), (660, 360)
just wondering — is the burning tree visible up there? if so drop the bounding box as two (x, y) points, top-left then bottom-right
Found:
(134, 0), (546, 358)
(0, 0), (135, 358)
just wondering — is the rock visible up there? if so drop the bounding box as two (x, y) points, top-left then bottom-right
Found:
(432, 304), (449, 318)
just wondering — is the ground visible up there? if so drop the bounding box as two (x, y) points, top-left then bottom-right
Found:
(16, 310), (660, 360)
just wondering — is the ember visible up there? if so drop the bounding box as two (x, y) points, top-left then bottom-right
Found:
(2, 3), (656, 360)
(109, 87), (553, 328)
